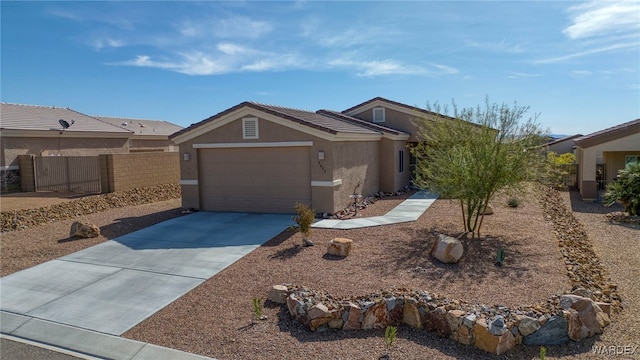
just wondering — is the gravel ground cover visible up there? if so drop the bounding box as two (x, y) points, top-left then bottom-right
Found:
(2, 186), (636, 359)
(124, 187), (580, 360)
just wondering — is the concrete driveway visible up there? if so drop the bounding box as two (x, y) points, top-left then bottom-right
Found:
(1, 211), (293, 336)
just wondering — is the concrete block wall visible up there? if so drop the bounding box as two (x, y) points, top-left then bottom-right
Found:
(99, 152), (180, 192)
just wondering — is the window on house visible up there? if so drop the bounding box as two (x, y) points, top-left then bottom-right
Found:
(373, 107), (385, 123)
(242, 117), (259, 139)
(399, 150), (405, 174)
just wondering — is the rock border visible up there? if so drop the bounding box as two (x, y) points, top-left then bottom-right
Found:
(271, 185), (621, 355)
(1, 184), (181, 232)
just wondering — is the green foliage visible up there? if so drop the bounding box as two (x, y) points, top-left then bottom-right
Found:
(252, 297), (264, 320)
(604, 162), (640, 215)
(544, 151), (576, 189)
(507, 197), (520, 208)
(539, 346), (547, 360)
(384, 325), (398, 349)
(292, 203), (315, 237)
(410, 97), (547, 236)
(495, 248), (506, 266)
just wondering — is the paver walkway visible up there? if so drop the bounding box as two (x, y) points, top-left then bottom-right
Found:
(312, 191), (437, 229)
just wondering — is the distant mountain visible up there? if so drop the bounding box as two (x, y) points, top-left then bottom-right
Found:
(548, 134), (569, 139)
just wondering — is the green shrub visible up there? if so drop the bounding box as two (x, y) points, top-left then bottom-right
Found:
(604, 162), (640, 215)
(507, 197), (520, 208)
(292, 203), (315, 237)
(384, 325), (398, 349)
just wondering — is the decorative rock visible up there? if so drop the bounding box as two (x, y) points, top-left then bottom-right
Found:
(343, 302), (362, 330)
(560, 296), (610, 341)
(596, 302), (612, 317)
(480, 203), (494, 215)
(326, 238), (353, 257)
(387, 297), (404, 326)
(328, 318), (343, 329)
(303, 238), (315, 247)
(286, 294), (305, 318)
(267, 285), (289, 304)
(446, 309), (466, 334)
(571, 287), (593, 299)
(402, 298), (423, 329)
(70, 221), (100, 238)
(423, 306), (451, 337)
(363, 300), (388, 330)
(430, 234), (464, 263)
(308, 302), (330, 320)
(522, 316), (570, 345)
(463, 313), (477, 328)
(457, 323), (474, 345)
(473, 318), (516, 355)
(516, 315), (541, 337)
(489, 315), (508, 336)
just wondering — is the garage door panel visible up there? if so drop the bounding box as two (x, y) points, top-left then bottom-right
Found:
(199, 147), (311, 213)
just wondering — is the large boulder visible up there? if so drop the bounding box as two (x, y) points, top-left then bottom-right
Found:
(473, 318), (516, 355)
(560, 295), (610, 341)
(430, 234), (464, 263)
(70, 221), (100, 238)
(327, 238), (353, 257)
(522, 316), (570, 345)
(267, 285), (289, 304)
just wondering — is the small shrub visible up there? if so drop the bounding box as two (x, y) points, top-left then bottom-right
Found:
(252, 297), (266, 321)
(604, 162), (640, 215)
(494, 248), (506, 266)
(507, 197), (520, 208)
(292, 203), (315, 238)
(539, 346), (547, 360)
(384, 325), (398, 349)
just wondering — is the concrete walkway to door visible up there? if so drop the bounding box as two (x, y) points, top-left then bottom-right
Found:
(1, 211), (293, 359)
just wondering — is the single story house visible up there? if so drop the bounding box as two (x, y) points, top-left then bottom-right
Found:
(544, 134), (582, 155)
(0, 102), (182, 190)
(93, 116), (182, 153)
(170, 97), (457, 214)
(574, 118), (640, 201)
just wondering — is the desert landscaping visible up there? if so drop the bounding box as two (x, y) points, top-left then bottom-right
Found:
(2, 183), (638, 359)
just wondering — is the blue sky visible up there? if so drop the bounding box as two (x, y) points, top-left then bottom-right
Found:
(2, 1), (639, 135)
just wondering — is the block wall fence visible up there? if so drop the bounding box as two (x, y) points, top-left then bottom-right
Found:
(99, 152), (180, 192)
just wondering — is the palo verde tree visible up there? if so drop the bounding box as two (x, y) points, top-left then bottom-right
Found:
(410, 98), (547, 237)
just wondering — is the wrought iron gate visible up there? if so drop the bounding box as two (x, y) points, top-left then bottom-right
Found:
(34, 156), (101, 193)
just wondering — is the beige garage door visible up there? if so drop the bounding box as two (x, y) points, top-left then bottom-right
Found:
(199, 147), (311, 213)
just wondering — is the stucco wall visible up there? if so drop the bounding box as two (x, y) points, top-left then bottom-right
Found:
(332, 141), (380, 211)
(130, 138), (178, 152)
(352, 107), (422, 142)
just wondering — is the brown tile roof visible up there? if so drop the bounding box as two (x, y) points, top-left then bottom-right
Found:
(93, 116), (183, 137)
(170, 101), (381, 140)
(574, 118), (640, 148)
(0, 103), (132, 134)
(316, 109), (408, 136)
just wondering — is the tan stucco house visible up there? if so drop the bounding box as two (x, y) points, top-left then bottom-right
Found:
(574, 118), (640, 201)
(171, 97), (454, 214)
(0, 103), (182, 190)
(544, 134), (582, 155)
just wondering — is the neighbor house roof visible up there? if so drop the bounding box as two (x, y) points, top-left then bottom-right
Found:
(544, 134), (583, 147)
(316, 109), (408, 136)
(574, 118), (640, 148)
(170, 101), (393, 143)
(0, 103), (132, 135)
(93, 116), (183, 137)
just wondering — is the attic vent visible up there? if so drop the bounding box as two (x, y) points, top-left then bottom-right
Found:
(242, 117), (259, 139)
(373, 107), (385, 123)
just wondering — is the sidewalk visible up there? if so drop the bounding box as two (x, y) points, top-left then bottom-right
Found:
(312, 191), (438, 229)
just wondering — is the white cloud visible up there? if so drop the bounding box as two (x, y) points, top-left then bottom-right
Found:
(564, 0), (640, 39)
(507, 71), (543, 79)
(115, 53), (229, 75)
(464, 39), (525, 54)
(571, 70), (592, 78)
(217, 43), (250, 55)
(328, 58), (456, 77)
(92, 37), (126, 50)
(534, 42), (637, 64)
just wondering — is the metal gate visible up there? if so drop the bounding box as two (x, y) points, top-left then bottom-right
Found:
(34, 156), (101, 193)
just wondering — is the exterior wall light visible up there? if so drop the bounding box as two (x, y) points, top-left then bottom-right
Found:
(318, 151), (325, 160)
(183, 153), (190, 161)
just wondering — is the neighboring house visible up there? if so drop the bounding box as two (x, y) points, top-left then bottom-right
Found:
(0, 103), (133, 172)
(544, 134), (582, 155)
(170, 97), (462, 214)
(0, 102), (182, 190)
(93, 116), (182, 153)
(574, 118), (640, 201)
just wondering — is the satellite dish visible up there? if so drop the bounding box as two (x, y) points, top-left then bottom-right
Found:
(58, 119), (75, 129)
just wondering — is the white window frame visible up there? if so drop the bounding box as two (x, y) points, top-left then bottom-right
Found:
(399, 149), (405, 174)
(373, 107), (385, 123)
(242, 117), (259, 139)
